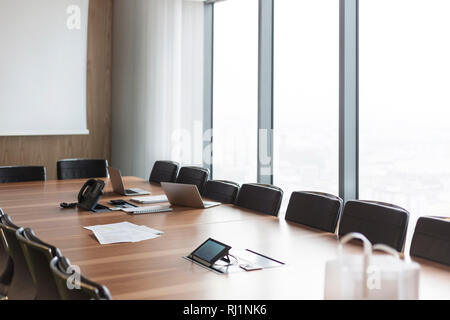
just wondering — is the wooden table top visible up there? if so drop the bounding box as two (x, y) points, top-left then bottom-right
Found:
(0, 177), (449, 300)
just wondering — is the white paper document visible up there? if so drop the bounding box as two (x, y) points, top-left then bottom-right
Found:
(84, 222), (163, 245)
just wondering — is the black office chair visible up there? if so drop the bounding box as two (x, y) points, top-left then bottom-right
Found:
(16, 228), (62, 300)
(57, 159), (108, 180)
(410, 216), (450, 266)
(149, 160), (179, 184)
(235, 183), (283, 216)
(50, 256), (112, 300)
(285, 191), (343, 233)
(175, 166), (210, 194)
(338, 200), (410, 252)
(0, 209), (13, 298)
(0, 166), (46, 183)
(0, 214), (36, 300)
(203, 180), (240, 204)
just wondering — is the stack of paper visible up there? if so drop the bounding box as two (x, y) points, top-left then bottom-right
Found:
(84, 222), (163, 245)
(131, 195), (168, 204)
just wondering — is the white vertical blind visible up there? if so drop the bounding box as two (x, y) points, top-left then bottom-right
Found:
(112, 0), (204, 178)
(0, 0), (89, 136)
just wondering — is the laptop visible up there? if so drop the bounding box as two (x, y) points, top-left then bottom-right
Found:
(108, 167), (151, 196)
(161, 182), (221, 209)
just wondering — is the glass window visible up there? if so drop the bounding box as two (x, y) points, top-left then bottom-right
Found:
(273, 0), (339, 198)
(359, 0), (450, 219)
(212, 0), (259, 184)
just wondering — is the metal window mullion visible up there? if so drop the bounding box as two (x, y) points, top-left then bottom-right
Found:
(339, 0), (359, 202)
(203, 3), (214, 176)
(258, 0), (274, 185)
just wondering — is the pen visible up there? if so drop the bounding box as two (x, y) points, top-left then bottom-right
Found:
(245, 249), (285, 265)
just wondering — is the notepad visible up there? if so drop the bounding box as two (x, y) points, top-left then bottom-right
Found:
(131, 195), (169, 204)
(121, 205), (172, 214)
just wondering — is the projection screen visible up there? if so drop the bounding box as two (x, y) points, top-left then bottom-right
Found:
(0, 0), (89, 136)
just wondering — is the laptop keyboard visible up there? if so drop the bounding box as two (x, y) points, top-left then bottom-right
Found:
(125, 189), (138, 194)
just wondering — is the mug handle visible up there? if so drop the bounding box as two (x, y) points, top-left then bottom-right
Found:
(372, 244), (399, 259)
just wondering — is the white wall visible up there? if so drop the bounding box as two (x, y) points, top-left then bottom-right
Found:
(112, 0), (204, 178)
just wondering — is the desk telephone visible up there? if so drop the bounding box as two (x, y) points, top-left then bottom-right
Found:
(60, 179), (111, 213)
(78, 179), (107, 211)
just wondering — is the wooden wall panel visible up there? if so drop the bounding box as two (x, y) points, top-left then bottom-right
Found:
(0, 0), (113, 180)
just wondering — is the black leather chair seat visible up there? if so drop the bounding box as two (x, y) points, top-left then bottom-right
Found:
(285, 191), (343, 233)
(57, 159), (108, 180)
(175, 166), (210, 194)
(0, 166), (46, 183)
(149, 160), (179, 184)
(338, 200), (409, 252)
(410, 216), (450, 266)
(203, 180), (240, 204)
(235, 183), (283, 216)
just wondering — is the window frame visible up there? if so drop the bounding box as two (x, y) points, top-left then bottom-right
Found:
(205, 0), (359, 202)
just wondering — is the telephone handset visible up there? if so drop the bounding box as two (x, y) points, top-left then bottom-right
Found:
(77, 179), (106, 212)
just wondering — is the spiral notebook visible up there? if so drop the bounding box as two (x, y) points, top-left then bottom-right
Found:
(121, 205), (172, 214)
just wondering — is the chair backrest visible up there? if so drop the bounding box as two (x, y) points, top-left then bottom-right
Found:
(0, 209), (14, 296)
(410, 216), (450, 266)
(235, 183), (283, 216)
(175, 166), (210, 194)
(285, 191), (343, 233)
(16, 228), (62, 300)
(0, 166), (46, 183)
(338, 200), (410, 252)
(57, 159), (108, 180)
(0, 214), (36, 300)
(50, 256), (112, 300)
(203, 180), (240, 204)
(149, 160), (179, 184)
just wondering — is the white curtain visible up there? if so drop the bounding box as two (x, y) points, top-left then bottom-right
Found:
(112, 0), (204, 178)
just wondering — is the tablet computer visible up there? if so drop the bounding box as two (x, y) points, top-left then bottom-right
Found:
(189, 238), (231, 267)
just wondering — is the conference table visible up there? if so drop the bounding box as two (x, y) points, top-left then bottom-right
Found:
(0, 177), (449, 300)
